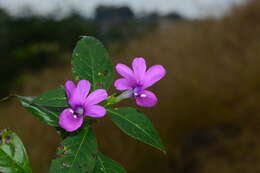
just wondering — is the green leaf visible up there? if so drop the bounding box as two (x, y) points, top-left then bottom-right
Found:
(18, 96), (59, 126)
(49, 127), (98, 173)
(93, 153), (126, 173)
(33, 88), (68, 107)
(72, 36), (113, 90)
(0, 129), (32, 173)
(108, 108), (166, 153)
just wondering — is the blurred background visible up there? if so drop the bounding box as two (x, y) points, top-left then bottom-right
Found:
(0, 0), (260, 172)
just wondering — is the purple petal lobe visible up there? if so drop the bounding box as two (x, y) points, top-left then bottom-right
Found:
(132, 57), (146, 82)
(59, 108), (83, 132)
(115, 64), (135, 80)
(84, 105), (106, 118)
(85, 89), (108, 106)
(68, 80), (90, 108)
(65, 80), (76, 98)
(76, 80), (91, 98)
(135, 90), (158, 107)
(114, 78), (133, 91)
(143, 65), (166, 89)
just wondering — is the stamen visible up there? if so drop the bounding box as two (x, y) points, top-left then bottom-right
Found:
(140, 94), (146, 98)
(75, 107), (84, 116)
(134, 93), (139, 96)
(73, 115), (78, 119)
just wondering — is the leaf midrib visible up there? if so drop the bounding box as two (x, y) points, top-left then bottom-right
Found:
(83, 39), (109, 90)
(97, 155), (107, 173)
(97, 156), (124, 173)
(87, 44), (96, 90)
(67, 128), (88, 173)
(36, 97), (66, 102)
(108, 109), (159, 148)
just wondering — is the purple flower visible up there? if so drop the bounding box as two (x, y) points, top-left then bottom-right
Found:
(114, 57), (166, 107)
(59, 80), (108, 132)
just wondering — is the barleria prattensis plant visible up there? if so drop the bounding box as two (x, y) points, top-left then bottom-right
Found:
(0, 36), (166, 173)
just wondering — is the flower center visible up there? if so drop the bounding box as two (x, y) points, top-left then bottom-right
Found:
(134, 93), (147, 98)
(73, 106), (84, 118)
(133, 86), (146, 98)
(115, 85), (147, 103)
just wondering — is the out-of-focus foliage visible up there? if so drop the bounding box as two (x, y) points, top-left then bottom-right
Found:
(0, 5), (165, 97)
(0, 10), (96, 97)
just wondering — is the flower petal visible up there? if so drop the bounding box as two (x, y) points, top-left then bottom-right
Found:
(84, 105), (106, 118)
(115, 64), (135, 80)
(85, 89), (108, 106)
(114, 78), (133, 91)
(65, 80), (76, 98)
(143, 65), (166, 89)
(68, 80), (90, 108)
(135, 90), (158, 107)
(132, 57), (146, 81)
(76, 80), (91, 98)
(59, 108), (83, 132)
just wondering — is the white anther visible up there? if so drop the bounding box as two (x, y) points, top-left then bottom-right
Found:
(73, 115), (78, 119)
(140, 94), (146, 98)
(134, 93), (139, 96)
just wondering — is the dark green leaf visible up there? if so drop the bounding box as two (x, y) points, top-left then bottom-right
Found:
(33, 88), (68, 107)
(108, 108), (165, 153)
(72, 36), (113, 90)
(18, 96), (59, 126)
(0, 129), (32, 173)
(49, 127), (98, 173)
(93, 153), (126, 173)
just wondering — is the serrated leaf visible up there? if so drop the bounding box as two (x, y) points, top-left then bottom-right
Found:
(72, 36), (113, 90)
(18, 96), (59, 126)
(49, 127), (98, 173)
(0, 129), (32, 173)
(93, 153), (126, 173)
(108, 108), (165, 153)
(33, 88), (68, 107)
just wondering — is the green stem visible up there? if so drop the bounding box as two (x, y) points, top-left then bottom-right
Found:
(104, 90), (134, 108)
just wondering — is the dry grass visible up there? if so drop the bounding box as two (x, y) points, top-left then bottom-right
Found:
(1, 0), (260, 172)
(109, 0), (260, 172)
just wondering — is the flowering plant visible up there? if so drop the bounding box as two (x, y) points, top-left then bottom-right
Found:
(0, 37), (166, 173)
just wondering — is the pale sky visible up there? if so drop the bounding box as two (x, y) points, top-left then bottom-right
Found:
(0, 0), (247, 19)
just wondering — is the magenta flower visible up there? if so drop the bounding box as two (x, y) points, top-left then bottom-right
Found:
(114, 57), (166, 107)
(59, 80), (108, 132)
